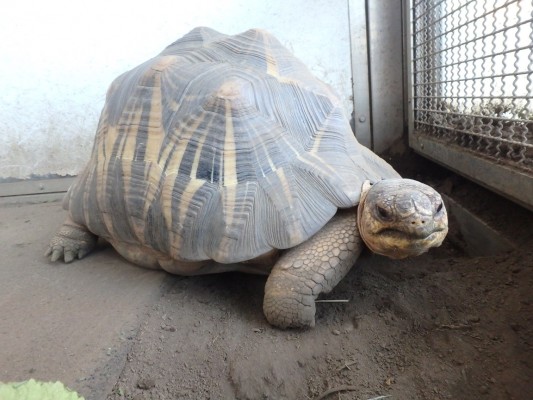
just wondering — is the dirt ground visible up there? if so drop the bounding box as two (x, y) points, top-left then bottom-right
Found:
(2, 154), (532, 400)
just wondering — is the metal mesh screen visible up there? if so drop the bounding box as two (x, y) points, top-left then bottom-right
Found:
(410, 0), (533, 173)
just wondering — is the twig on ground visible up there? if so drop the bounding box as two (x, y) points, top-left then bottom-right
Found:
(315, 385), (359, 400)
(336, 360), (358, 372)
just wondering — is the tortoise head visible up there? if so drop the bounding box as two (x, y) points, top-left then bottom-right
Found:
(357, 179), (448, 259)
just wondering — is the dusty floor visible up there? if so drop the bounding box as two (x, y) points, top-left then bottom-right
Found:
(1, 167), (532, 400)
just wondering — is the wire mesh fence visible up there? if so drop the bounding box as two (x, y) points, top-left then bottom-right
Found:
(409, 0), (533, 173)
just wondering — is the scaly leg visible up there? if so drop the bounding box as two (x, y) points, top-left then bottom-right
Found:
(45, 216), (97, 263)
(263, 210), (363, 328)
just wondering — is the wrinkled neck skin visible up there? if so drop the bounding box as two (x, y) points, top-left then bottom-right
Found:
(357, 179), (448, 259)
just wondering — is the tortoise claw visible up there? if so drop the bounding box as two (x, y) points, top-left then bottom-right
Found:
(64, 249), (76, 263)
(50, 248), (63, 262)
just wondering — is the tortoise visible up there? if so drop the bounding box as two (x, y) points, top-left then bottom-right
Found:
(46, 27), (448, 328)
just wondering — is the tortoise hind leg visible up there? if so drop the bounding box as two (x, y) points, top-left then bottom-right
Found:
(46, 216), (97, 263)
(263, 210), (363, 328)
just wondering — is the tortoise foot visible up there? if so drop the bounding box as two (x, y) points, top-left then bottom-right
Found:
(45, 217), (97, 263)
(263, 274), (316, 328)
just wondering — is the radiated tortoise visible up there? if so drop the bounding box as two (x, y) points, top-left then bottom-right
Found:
(46, 27), (448, 328)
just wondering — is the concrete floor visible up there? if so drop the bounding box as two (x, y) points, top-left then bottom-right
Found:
(0, 200), (169, 399)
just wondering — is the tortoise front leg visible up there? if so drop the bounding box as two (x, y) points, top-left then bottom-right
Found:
(45, 216), (98, 263)
(263, 210), (363, 328)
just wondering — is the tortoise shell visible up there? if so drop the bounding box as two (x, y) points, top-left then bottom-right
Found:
(64, 27), (399, 264)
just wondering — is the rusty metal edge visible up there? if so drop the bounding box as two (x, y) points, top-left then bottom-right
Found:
(410, 134), (533, 212)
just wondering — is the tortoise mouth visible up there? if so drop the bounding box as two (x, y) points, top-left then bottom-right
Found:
(370, 229), (447, 259)
(377, 227), (445, 241)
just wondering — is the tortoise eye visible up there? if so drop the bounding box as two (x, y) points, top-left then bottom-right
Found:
(376, 205), (391, 220)
(435, 202), (444, 214)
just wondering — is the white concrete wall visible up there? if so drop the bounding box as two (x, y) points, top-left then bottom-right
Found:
(0, 0), (352, 180)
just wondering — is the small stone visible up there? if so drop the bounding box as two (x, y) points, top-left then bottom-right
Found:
(332, 329), (341, 336)
(161, 324), (176, 332)
(479, 385), (489, 394)
(137, 377), (156, 390)
(297, 360), (305, 368)
(465, 315), (480, 323)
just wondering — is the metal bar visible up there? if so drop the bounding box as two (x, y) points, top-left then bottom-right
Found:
(404, 0), (415, 142)
(366, 0), (405, 153)
(348, 0), (372, 149)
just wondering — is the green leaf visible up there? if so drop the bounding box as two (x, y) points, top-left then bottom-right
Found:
(0, 379), (84, 400)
